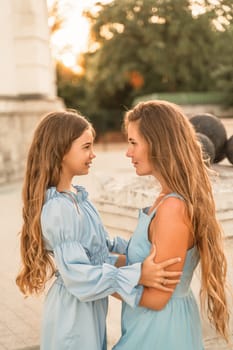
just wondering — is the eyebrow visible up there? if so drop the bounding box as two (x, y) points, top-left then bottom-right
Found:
(82, 142), (92, 147)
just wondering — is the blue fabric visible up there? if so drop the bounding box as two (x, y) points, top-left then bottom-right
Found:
(40, 186), (143, 350)
(113, 193), (204, 350)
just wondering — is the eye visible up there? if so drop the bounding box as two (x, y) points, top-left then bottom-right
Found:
(83, 144), (91, 149)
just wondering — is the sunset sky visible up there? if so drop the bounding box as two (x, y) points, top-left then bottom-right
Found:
(47, 0), (112, 72)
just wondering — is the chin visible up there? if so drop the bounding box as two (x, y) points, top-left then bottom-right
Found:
(77, 170), (89, 176)
(136, 169), (150, 176)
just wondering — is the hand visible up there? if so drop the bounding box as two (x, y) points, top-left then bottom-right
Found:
(139, 244), (182, 292)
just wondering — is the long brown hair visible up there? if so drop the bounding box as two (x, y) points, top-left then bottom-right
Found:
(16, 110), (93, 296)
(124, 100), (229, 341)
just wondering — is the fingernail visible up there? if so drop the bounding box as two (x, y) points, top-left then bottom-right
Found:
(177, 257), (181, 262)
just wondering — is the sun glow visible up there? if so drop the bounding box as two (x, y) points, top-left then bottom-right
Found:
(47, 0), (112, 72)
(47, 0), (90, 72)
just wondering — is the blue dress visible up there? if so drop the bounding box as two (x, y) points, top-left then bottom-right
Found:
(113, 193), (204, 350)
(40, 186), (143, 350)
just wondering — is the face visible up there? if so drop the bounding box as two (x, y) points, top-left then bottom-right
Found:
(62, 128), (96, 178)
(126, 121), (154, 176)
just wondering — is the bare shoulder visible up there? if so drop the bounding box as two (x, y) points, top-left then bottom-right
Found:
(158, 196), (187, 216)
(150, 196), (192, 250)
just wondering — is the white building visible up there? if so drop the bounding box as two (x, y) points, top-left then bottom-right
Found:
(0, 0), (64, 183)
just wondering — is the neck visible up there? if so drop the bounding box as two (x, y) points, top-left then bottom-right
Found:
(57, 172), (74, 193)
(152, 173), (171, 194)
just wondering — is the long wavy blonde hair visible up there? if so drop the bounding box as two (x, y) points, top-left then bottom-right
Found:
(124, 100), (230, 342)
(16, 110), (93, 296)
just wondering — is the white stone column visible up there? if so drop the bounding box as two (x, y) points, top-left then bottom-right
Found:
(13, 0), (56, 97)
(0, 1), (17, 96)
(0, 0), (64, 183)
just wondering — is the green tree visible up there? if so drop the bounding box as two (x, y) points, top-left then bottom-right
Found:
(213, 24), (233, 106)
(56, 63), (84, 111)
(83, 0), (233, 130)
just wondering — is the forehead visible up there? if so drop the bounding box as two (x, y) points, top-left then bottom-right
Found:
(73, 128), (94, 145)
(127, 121), (141, 138)
(127, 122), (150, 150)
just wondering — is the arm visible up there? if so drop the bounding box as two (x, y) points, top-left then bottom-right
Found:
(115, 254), (127, 267)
(139, 197), (192, 310)
(43, 196), (181, 307)
(106, 235), (129, 254)
(112, 243), (182, 300)
(105, 235), (128, 267)
(95, 200), (182, 290)
(42, 198), (142, 307)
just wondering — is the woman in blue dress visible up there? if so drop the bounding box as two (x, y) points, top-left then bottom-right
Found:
(16, 110), (181, 350)
(113, 100), (230, 349)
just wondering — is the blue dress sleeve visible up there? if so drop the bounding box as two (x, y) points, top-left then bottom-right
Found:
(41, 197), (143, 307)
(105, 233), (129, 266)
(86, 200), (129, 255)
(106, 235), (129, 254)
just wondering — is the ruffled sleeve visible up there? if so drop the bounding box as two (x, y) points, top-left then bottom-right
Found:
(41, 195), (143, 307)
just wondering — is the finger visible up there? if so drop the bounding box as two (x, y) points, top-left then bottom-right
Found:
(160, 286), (175, 292)
(159, 257), (181, 268)
(162, 279), (180, 285)
(163, 271), (182, 277)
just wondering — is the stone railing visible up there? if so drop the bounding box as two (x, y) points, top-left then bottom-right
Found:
(93, 164), (233, 349)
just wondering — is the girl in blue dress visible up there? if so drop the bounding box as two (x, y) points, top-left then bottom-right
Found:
(16, 110), (181, 350)
(112, 100), (230, 350)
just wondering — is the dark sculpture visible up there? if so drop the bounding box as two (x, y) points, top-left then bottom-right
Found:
(196, 132), (215, 164)
(225, 135), (233, 164)
(189, 113), (227, 163)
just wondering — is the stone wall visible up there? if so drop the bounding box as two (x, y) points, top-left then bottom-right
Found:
(0, 97), (64, 184)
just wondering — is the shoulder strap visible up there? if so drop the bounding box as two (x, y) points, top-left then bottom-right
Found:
(152, 192), (184, 214)
(162, 192), (184, 201)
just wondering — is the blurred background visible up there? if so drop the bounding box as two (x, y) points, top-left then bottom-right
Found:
(47, 0), (233, 138)
(0, 1), (232, 349)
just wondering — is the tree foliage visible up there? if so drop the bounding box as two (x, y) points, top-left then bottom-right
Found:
(213, 23), (233, 105)
(80, 0), (233, 128)
(85, 0), (232, 91)
(47, 0), (64, 34)
(53, 0), (233, 133)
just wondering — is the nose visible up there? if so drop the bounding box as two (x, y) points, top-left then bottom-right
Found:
(126, 148), (131, 158)
(91, 152), (96, 159)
